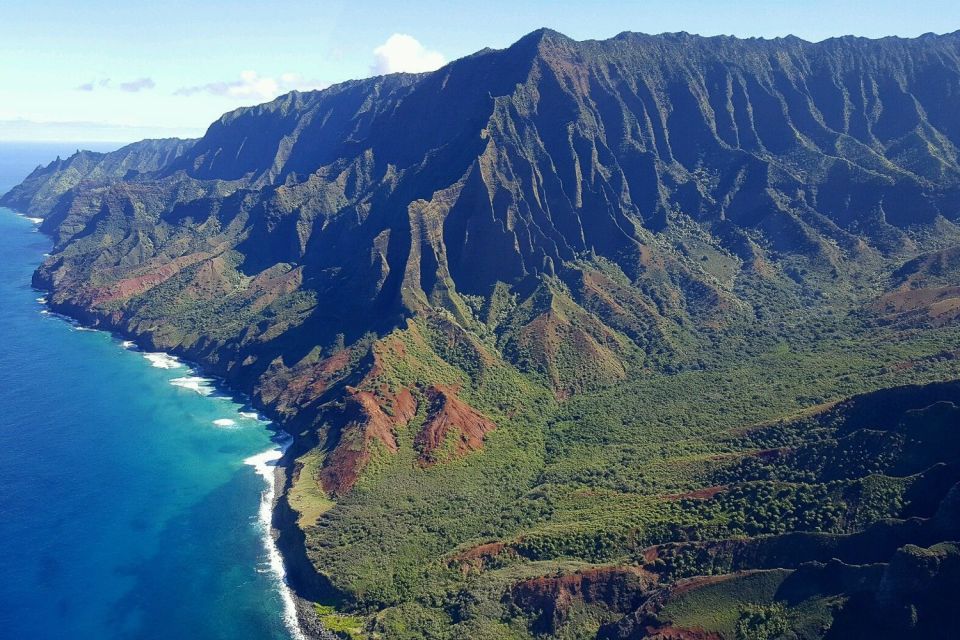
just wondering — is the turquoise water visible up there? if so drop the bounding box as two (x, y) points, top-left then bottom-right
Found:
(0, 144), (295, 639)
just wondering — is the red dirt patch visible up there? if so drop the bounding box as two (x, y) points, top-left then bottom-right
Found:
(874, 284), (960, 327)
(246, 265), (304, 313)
(447, 541), (510, 574)
(641, 625), (724, 640)
(415, 385), (496, 465)
(518, 302), (627, 400)
(668, 573), (737, 598)
(88, 252), (212, 304)
(452, 541), (505, 562)
(261, 349), (355, 417)
(321, 385), (419, 495)
(509, 566), (656, 633)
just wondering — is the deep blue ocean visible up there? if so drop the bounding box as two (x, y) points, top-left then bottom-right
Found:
(0, 143), (297, 639)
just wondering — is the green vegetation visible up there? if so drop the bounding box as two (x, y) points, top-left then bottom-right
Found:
(735, 602), (789, 640)
(9, 27), (960, 640)
(315, 605), (364, 639)
(660, 570), (791, 636)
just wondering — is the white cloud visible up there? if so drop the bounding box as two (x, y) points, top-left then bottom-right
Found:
(175, 71), (327, 101)
(75, 78), (114, 92)
(370, 34), (446, 75)
(119, 77), (156, 93)
(75, 77), (154, 93)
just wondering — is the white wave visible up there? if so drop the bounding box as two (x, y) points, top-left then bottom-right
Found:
(244, 433), (304, 640)
(239, 411), (269, 422)
(213, 418), (237, 428)
(169, 376), (215, 395)
(73, 326), (96, 332)
(143, 352), (182, 369)
(24, 216), (42, 224)
(35, 296), (47, 304)
(121, 340), (136, 349)
(40, 309), (76, 324)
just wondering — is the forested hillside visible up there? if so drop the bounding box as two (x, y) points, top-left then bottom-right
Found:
(5, 28), (960, 639)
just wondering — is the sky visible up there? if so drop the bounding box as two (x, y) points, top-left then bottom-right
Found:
(1, 0), (958, 142)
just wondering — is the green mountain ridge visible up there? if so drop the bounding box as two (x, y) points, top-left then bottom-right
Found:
(5, 28), (960, 639)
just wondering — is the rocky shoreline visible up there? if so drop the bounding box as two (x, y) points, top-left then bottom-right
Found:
(31, 262), (333, 640)
(272, 464), (340, 640)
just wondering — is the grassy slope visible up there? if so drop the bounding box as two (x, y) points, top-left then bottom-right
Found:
(281, 268), (960, 638)
(11, 30), (960, 639)
(29, 179), (960, 637)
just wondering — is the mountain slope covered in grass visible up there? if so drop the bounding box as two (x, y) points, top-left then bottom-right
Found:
(5, 28), (960, 639)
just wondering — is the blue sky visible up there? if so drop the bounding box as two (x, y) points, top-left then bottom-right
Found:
(1, 0), (958, 142)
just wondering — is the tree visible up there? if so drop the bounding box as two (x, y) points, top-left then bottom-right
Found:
(735, 602), (789, 640)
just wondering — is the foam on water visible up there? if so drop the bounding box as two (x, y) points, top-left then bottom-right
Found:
(40, 308), (78, 325)
(240, 411), (268, 421)
(3, 200), (293, 637)
(143, 352), (183, 369)
(169, 376), (215, 396)
(244, 432), (305, 640)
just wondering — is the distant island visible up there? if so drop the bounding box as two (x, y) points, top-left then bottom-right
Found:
(5, 28), (960, 639)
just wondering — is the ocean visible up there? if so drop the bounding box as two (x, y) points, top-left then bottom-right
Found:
(0, 143), (298, 639)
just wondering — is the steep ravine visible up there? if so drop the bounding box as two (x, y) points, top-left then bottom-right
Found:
(8, 27), (960, 638)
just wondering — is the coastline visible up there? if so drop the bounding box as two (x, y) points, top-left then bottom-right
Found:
(273, 463), (339, 640)
(244, 432), (309, 640)
(13, 208), (328, 640)
(57, 307), (327, 640)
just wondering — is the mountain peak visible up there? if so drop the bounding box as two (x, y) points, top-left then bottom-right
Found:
(510, 26), (576, 56)
(8, 28), (960, 638)
(518, 27), (569, 43)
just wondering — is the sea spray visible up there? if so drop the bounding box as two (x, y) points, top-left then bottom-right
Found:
(245, 431), (306, 640)
(14, 212), (43, 224)
(1, 203), (292, 638)
(143, 352), (183, 369)
(169, 375), (216, 395)
(140, 343), (301, 637)
(14, 203), (294, 636)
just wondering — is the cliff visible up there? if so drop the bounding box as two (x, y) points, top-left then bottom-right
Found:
(6, 28), (960, 639)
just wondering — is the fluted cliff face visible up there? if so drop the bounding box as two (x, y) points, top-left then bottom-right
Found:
(12, 30), (960, 376)
(6, 29), (960, 639)
(2, 138), (195, 219)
